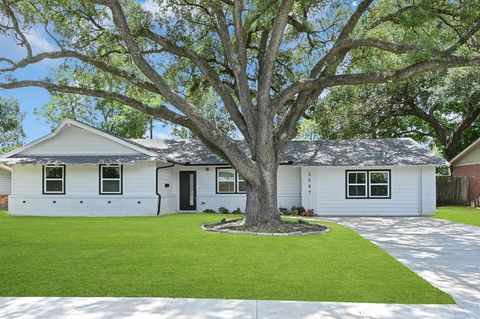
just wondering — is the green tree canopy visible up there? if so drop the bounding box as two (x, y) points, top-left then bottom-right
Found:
(0, 97), (25, 153)
(301, 64), (480, 161)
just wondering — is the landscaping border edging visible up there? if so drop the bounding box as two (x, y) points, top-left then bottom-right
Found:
(201, 224), (330, 236)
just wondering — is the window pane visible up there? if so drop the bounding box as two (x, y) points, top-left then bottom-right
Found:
(371, 172), (388, 184)
(46, 180), (63, 192)
(219, 181), (235, 193)
(102, 166), (120, 178)
(349, 172), (366, 184)
(218, 169), (235, 181)
(349, 185), (366, 197)
(46, 166), (63, 178)
(189, 173), (194, 205)
(103, 180), (120, 193)
(238, 180), (246, 192)
(371, 185), (388, 197)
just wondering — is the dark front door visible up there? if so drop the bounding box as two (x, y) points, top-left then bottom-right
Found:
(179, 171), (196, 210)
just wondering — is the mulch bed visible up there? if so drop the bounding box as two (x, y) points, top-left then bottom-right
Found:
(202, 218), (328, 236)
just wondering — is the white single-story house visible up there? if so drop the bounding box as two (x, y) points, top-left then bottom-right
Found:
(0, 164), (12, 209)
(0, 119), (446, 216)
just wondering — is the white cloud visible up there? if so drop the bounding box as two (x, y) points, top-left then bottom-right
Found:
(141, 0), (160, 14)
(141, 0), (176, 18)
(25, 29), (55, 53)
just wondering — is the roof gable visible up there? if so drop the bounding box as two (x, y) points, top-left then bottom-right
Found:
(450, 137), (480, 165)
(2, 119), (158, 158)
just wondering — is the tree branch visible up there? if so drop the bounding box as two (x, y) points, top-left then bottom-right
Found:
(98, 0), (257, 179)
(2, 0), (32, 57)
(143, 29), (250, 141)
(0, 80), (190, 126)
(276, 0), (374, 151)
(212, 1), (257, 140)
(275, 56), (480, 108)
(257, 0), (293, 109)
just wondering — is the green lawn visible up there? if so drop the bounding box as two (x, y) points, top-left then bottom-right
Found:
(433, 206), (480, 226)
(0, 211), (453, 304)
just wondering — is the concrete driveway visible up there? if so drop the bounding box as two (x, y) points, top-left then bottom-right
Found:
(316, 217), (480, 318)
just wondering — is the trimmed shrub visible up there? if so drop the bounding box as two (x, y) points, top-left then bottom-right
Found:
(218, 207), (230, 214)
(291, 206), (306, 214)
(232, 208), (243, 214)
(203, 209), (217, 214)
(300, 209), (315, 217)
(279, 207), (290, 215)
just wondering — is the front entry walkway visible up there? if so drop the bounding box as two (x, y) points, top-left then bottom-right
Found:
(313, 217), (480, 318)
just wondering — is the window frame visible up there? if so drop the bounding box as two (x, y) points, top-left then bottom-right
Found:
(236, 174), (246, 193)
(346, 171), (368, 199)
(369, 170), (390, 198)
(216, 167), (236, 194)
(99, 164), (123, 195)
(43, 165), (66, 195)
(215, 167), (246, 194)
(345, 169), (391, 199)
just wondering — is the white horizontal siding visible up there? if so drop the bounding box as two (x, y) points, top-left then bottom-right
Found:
(455, 147), (480, 166)
(9, 161), (436, 217)
(0, 169), (11, 195)
(421, 166), (436, 214)
(19, 125), (141, 156)
(9, 161), (157, 216)
(156, 165), (301, 213)
(303, 166), (435, 216)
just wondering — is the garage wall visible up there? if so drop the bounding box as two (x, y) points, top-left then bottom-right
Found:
(302, 165), (436, 216)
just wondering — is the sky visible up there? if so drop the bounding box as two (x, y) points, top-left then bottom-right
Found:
(0, 0), (172, 143)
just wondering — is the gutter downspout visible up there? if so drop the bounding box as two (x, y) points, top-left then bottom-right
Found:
(156, 162), (175, 216)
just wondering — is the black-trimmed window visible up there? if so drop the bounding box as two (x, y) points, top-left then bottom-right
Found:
(43, 165), (65, 194)
(237, 175), (246, 193)
(216, 167), (246, 193)
(99, 164), (123, 194)
(346, 171), (367, 198)
(369, 171), (390, 198)
(346, 170), (391, 199)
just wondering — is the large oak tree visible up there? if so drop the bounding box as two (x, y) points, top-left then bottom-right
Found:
(1, 0), (480, 225)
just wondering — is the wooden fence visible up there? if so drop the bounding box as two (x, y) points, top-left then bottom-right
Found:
(436, 176), (469, 206)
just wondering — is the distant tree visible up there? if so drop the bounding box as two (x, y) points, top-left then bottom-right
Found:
(36, 68), (153, 138)
(0, 97), (25, 153)
(304, 68), (480, 160)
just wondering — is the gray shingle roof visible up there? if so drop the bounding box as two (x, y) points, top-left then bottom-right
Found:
(131, 138), (446, 166)
(0, 155), (157, 165)
(0, 137), (444, 166)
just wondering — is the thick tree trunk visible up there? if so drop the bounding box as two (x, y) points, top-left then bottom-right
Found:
(244, 163), (281, 226)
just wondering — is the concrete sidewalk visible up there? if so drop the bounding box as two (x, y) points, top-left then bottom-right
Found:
(0, 297), (472, 319)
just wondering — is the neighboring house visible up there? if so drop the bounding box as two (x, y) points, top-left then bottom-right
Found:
(0, 119), (445, 216)
(0, 164), (12, 209)
(450, 137), (480, 207)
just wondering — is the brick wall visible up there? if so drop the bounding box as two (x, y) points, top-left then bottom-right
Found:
(452, 164), (480, 207)
(0, 195), (7, 209)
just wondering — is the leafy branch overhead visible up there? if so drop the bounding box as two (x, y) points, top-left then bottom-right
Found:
(0, 0), (479, 223)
